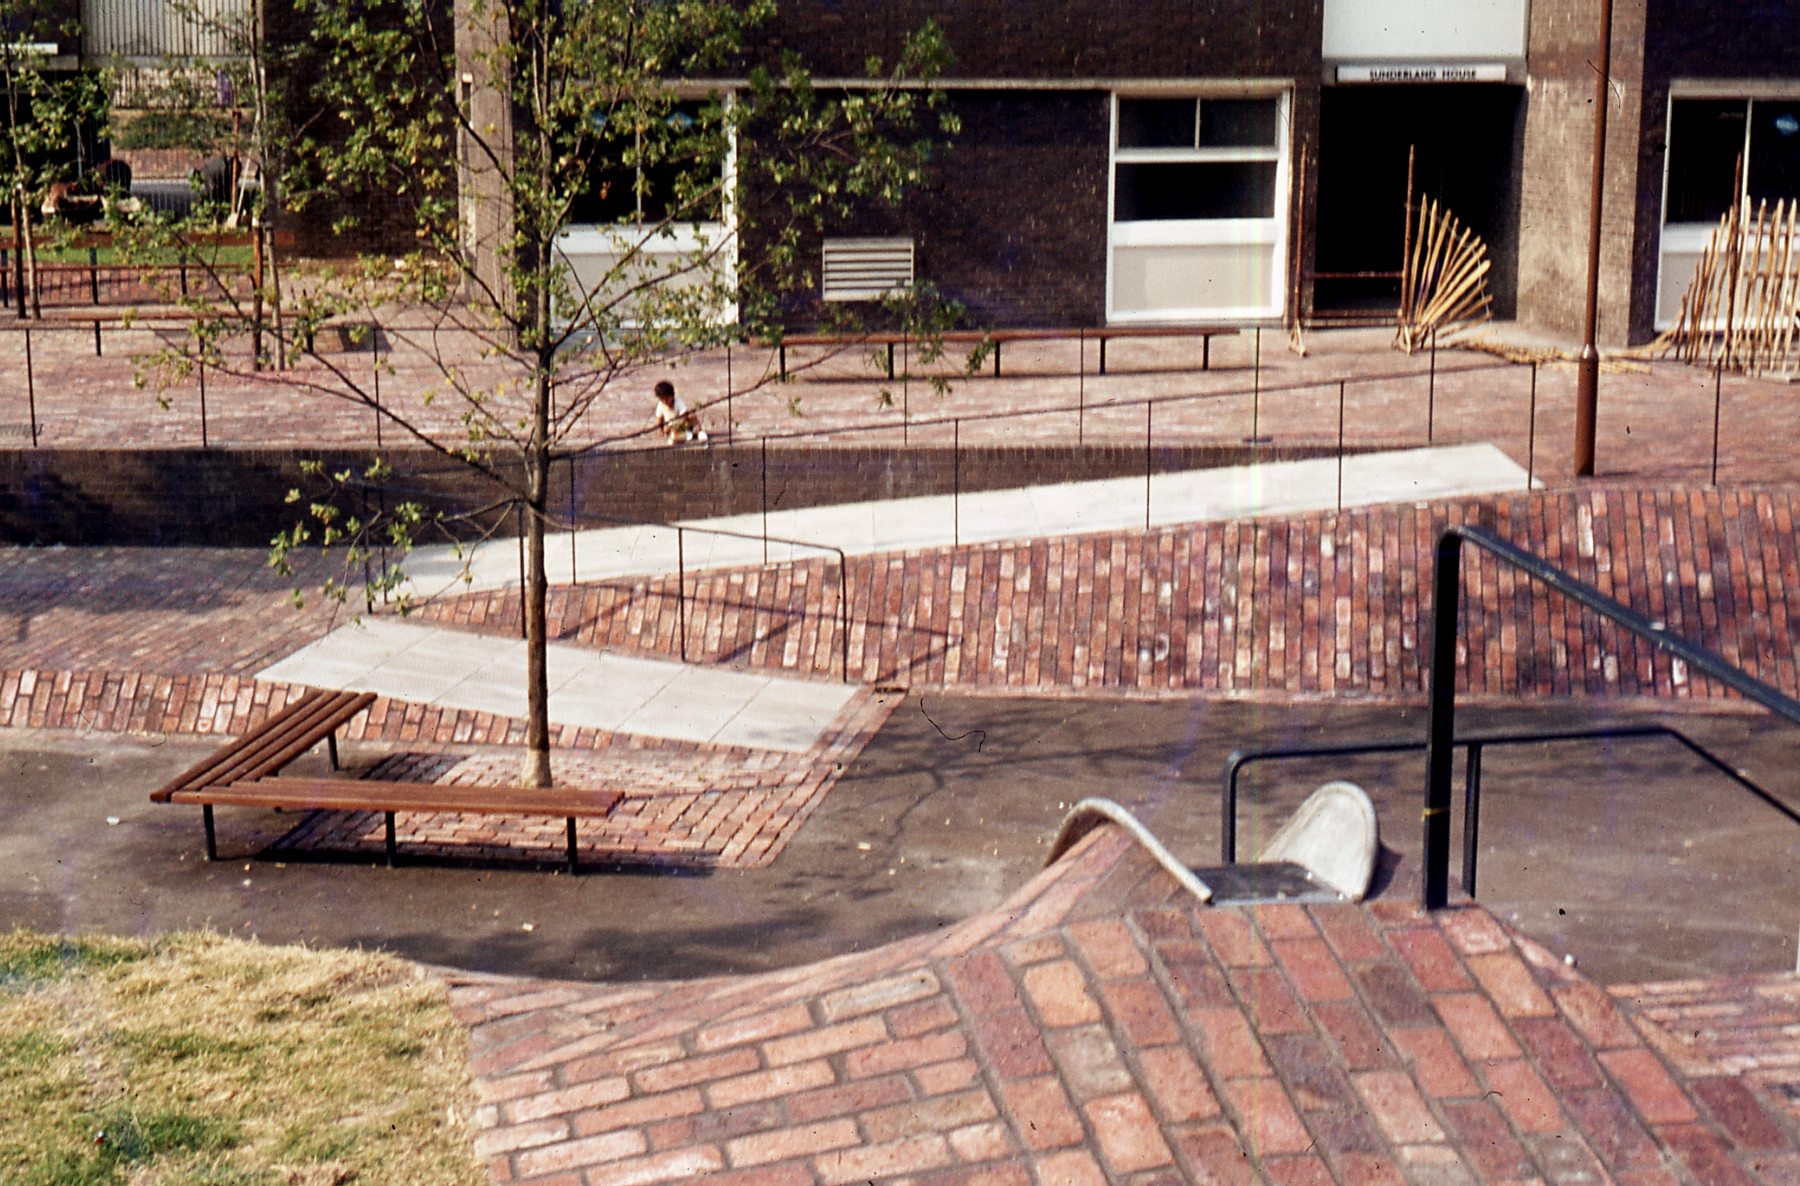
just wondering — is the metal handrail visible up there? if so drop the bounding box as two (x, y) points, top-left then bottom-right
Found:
(1221, 723), (1795, 897)
(1420, 524), (1800, 908)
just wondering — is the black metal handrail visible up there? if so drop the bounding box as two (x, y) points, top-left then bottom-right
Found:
(1420, 524), (1800, 908)
(1221, 723), (1795, 897)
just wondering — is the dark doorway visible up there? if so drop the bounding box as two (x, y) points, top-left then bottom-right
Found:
(1313, 84), (1524, 319)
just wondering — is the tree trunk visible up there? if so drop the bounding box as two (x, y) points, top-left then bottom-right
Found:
(520, 363), (553, 788)
(10, 197), (23, 318)
(19, 194), (38, 319)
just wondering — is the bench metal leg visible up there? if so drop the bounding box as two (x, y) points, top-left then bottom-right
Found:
(1203, 336), (1211, 371)
(384, 812), (396, 867)
(1098, 338), (1108, 376)
(779, 344), (787, 380)
(566, 818), (579, 875)
(327, 732), (339, 771)
(203, 804), (217, 861)
(993, 340), (1001, 378)
(885, 343), (895, 381)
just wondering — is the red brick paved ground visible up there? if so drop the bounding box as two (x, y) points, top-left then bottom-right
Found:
(449, 822), (1800, 1185)
(2, 319), (1797, 487)
(421, 485), (1800, 706)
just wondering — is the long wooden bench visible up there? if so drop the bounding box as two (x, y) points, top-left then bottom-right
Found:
(770, 324), (1241, 381)
(150, 688), (622, 873)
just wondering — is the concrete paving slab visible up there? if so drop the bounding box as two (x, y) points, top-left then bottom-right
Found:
(396, 442), (1532, 598)
(258, 619), (856, 752)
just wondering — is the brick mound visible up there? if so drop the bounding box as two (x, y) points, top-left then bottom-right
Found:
(450, 824), (1800, 1184)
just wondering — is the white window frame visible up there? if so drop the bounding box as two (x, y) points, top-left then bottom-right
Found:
(1655, 83), (1800, 330)
(1105, 89), (1292, 325)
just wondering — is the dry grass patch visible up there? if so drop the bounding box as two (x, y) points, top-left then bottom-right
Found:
(0, 929), (484, 1185)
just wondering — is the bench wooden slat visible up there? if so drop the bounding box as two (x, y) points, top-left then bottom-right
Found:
(171, 776), (623, 818)
(149, 690), (375, 802)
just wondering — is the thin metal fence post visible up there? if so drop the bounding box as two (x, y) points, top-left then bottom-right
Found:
(761, 437), (769, 565)
(373, 344), (383, 448)
(1527, 362), (1538, 487)
(1144, 401), (1153, 531)
(1422, 531), (1463, 910)
(1711, 362), (1723, 486)
(1336, 380), (1346, 512)
(93, 321), (101, 358)
(569, 456), (578, 584)
(198, 357), (208, 448)
(1077, 330), (1085, 443)
(676, 527), (688, 662)
(1461, 741), (1483, 896)
(838, 550), (850, 685)
(88, 247), (98, 304)
(953, 418), (961, 548)
(24, 327), (36, 447)
(1251, 326), (1261, 440)
(725, 342), (733, 445)
(1428, 330), (1437, 443)
(516, 503), (526, 639)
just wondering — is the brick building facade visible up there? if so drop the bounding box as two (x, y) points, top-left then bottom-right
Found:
(454, 0), (1798, 344)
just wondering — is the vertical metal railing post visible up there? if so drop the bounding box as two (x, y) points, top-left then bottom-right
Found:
(1144, 401), (1153, 531)
(1711, 362), (1724, 486)
(676, 526), (688, 662)
(516, 503), (527, 640)
(373, 342), (383, 448)
(1526, 363), (1538, 487)
(760, 437), (769, 565)
(953, 418), (961, 548)
(24, 327), (36, 446)
(836, 548), (850, 684)
(1427, 330), (1437, 443)
(88, 247), (99, 305)
(1251, 326), (1262, 440)
(198, 358), (208, 448)
(1461, 741), (1484, 896)
(1077, 330), (1085, 444)
(1422, 532), (1463, 910)
(569, 456), (578, 584)
(725, 342), (733, 445)
(1336, 380), (1346, 512)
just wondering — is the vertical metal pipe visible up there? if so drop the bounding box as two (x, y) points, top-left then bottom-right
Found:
(1711, 363), (1724, 486)
(677, 527), (687, 663)
(1574, 0), (1617, 476)
(516, 503), (526, 639)
(953, 418), (961, 548)
(839, 552), (850, 684)
(199, 358), (208, 449)
(725, 343), (733, 445)
(373, 344), (383, 448)
(760, 437), (769, 565)
(24, 327), (35, 447)
(569, 456), (577, 584)
(88, 247), (98, 304)
(1077, 329), (1085, 440)
(93, 321), (101, 358)
(1422, 531), (1463, 910)
(1461, 741), (1484, 897)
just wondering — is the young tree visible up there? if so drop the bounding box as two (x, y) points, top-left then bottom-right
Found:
(137, 0), (965, 787)
(0, 4), (110, 318)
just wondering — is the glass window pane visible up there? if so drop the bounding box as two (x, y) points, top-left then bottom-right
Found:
(1665, 99), (1747, 223)
(1115, 161), (1278, 220)
(1200, 99), (1279, 148)
(1749, 101), (1800, 205)
(1118, 99), (1197, 148)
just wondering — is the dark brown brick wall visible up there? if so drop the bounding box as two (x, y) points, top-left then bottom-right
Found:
(0, 441), (1362, 546)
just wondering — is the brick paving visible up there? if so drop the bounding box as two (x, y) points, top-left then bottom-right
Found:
(2, 318), (1798, 487)
(419, 485), (1800, 706)
(448, 820), (1800, 1184)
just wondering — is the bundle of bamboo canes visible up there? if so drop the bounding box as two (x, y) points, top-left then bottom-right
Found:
(1661, 197), (1800, 378)
(1395, 197), (1492, 353)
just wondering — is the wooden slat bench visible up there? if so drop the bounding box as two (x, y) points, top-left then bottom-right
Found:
(770, 324), (1241, 380)
(150, 688), (622, 873)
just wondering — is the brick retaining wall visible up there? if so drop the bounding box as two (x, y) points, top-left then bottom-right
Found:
(0, 441), (1369, 547)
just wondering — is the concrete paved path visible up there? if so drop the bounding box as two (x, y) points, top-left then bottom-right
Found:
(399, 442), (1533, 597)
(256, 618), (857, 753)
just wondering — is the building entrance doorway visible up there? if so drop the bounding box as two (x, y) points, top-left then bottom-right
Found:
(1313, 84), (1523, 320)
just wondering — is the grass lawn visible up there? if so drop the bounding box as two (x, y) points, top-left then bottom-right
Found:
(0, 929), (484, 1185)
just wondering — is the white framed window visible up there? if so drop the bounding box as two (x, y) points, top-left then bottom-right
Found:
(1107, 92), (1291, 323)
(1656, 89), (1800, 329)
(554, 94), (738, 327)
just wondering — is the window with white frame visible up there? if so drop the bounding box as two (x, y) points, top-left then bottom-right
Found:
(1108, 93), (1289, 322)
(1656, 93), (1800, 327)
